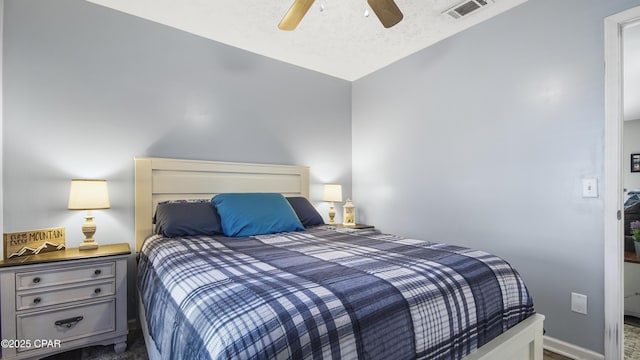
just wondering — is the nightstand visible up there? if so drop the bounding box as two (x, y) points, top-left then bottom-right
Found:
(0, 243), (130, 359)
(333, 224), (375, 229)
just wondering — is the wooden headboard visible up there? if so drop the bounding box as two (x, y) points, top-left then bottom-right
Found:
(134, 157), (310, 252)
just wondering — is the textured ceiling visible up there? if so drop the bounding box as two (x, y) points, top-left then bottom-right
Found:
(86, 0), (528, 81)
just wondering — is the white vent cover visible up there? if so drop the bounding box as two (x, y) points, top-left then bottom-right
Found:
(444, 0), (494, 19)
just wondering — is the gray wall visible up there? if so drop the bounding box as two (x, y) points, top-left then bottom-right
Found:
(3, 0), (352, 318)
(352, 0), (640, 353)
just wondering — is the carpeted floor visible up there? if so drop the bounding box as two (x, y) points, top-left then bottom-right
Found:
(627, 316), (640, 360)
(41, 327), (148, 360)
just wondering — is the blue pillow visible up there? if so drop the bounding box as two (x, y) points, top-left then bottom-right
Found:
(286, 197), (324, 227)
(212, 193), (304, 237)
(154, 201), (222, 237)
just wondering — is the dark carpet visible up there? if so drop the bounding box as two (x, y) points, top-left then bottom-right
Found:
(42, 328), (148, 360)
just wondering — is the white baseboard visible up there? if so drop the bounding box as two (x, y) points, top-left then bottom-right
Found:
(543, 336), (604, 360)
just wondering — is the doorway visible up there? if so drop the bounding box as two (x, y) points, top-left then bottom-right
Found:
(604, 6), (640, 360)
(623, 20), (640, 360)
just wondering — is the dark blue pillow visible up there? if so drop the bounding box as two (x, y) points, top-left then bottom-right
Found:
(212, 193), (304, 237)
(286, 197), (324, 227)
(154, 201), (222, 237)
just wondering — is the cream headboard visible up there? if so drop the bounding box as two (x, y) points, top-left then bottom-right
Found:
(134, 157), (310, 252)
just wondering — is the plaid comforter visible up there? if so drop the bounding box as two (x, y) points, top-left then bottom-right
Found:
(138, 226), (534, 360)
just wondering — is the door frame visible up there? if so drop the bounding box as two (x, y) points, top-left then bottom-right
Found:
(604, 6), (640, 359)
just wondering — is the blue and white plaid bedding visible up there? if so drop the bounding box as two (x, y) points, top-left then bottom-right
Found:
(138, 226), (534, 360)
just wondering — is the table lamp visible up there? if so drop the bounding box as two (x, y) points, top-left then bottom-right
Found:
(322, 184), (342, 224)
(68, 179), (110, 250)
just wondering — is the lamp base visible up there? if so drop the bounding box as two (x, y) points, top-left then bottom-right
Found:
(79, 210), (100, 251)
(79, 240), (99, 250)
(328, 203), (336, 224)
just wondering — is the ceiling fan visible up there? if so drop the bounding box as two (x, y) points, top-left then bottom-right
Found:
(278, 0), (403, 31)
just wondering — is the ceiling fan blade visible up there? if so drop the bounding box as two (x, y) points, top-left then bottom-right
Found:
(278, 0), (315, 31)
(367, 0), (403, 28)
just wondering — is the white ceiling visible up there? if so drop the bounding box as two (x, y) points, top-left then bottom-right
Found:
(86, 0), (528, 81)
(625, 22), (640, 121)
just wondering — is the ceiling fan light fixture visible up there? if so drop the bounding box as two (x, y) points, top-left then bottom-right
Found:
(278, 0), (403, 30)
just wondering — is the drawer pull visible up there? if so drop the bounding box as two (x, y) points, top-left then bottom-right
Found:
(94, 288), (102, 294)
(94, 269), (102, 276)
(55, 316), (84, 328)
(33, 297), (41, 304)
(33, 277), (41, 284)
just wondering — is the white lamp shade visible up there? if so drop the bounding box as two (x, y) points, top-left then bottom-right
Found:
(323, 184), (343, 202)
(68, 179), (111, 210)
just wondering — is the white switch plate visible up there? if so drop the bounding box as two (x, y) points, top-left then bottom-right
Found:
(571, 292), (587, 314)
(582, 178), (598, 198)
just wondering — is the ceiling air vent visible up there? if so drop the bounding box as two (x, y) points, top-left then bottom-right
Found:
(444, 0), (494, 19)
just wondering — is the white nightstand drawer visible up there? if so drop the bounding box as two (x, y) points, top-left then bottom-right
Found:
(16, 299), (115, 353)
(16, 280), (115, 310)
(0, 244), (130, 359)
(16, 262), (115, 290)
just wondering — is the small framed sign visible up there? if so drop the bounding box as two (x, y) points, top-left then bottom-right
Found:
(3, 227), (66, 260)
(632, 154), (640, 173)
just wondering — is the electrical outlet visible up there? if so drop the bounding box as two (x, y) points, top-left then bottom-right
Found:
(571, 292), (587, 315)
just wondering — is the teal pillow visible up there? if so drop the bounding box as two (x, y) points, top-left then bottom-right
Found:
(212, 193), (304, 237)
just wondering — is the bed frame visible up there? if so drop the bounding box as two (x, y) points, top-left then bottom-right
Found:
(133, 157), (544, 360)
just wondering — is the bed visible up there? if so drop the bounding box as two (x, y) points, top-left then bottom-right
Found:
(134, 157), (544, 360)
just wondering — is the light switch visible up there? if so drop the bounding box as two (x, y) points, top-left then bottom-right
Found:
(582, 178), (598, 198)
